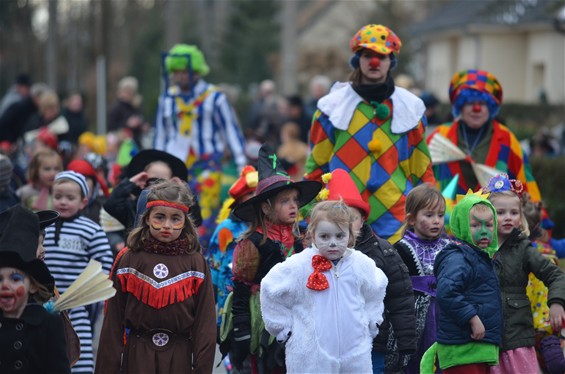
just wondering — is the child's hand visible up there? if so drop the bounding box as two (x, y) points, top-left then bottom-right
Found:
(549, 303), (565, 332)
(470, 315), (485, 340)
(129, 171), (149, 188)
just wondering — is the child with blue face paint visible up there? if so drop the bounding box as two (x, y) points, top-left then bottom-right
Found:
(260, 200), (388, 374)
(421, 194), (503, 373)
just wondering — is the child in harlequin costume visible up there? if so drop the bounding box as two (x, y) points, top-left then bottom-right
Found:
(228, 144), (322, 372)
(421, 193), (502, 373)
(522, 192), (565, 374)
(483, 174), (565, 374)
(319, 168), (416, 373)
(0, 205), (70, 373)
(208, 165), (258, 323)
(260, 200), (388, 374)
(304, 23), (435, 244)
(427, 69), (542, 202)
(393, 183), (450, 374)
(154, 44), (247, 249)
(95, 181), (216, 373)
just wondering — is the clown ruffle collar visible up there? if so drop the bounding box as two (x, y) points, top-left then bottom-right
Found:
(317, 82), (425, 134)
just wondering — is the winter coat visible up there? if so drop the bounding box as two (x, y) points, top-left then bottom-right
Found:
(0, 304), (70, 374)
(355, 224), (415, 355)
(434, 240), (503, 346)
(493, 229), (565, 351)
(261, 246), (388, 373)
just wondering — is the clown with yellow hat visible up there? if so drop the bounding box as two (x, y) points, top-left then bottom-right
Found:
(305, 24), (436, 244)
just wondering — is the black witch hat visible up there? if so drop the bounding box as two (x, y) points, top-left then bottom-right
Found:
(126, 149), (188, 181)
(0, 205), (55, 292)
(233, 144), (322, 222)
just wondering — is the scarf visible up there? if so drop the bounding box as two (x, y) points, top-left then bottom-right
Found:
(256, 222), (295, 256)
(306, 254), (332, 291)
(351, 74), (396, 104)
(143, 235), (190, 256)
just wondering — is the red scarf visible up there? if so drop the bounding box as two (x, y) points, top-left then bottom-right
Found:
(306, 255), (332, 291)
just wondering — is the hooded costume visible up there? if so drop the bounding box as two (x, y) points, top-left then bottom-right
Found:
(422, 194), (502, 371)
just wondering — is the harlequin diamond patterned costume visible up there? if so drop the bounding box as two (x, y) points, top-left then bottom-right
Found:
(304, 24), (435, 244)
(427, 69), (542, 201)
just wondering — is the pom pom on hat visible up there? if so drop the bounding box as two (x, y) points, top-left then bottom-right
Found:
(323, 168), (370, 219)
(228, 165), (258, 202)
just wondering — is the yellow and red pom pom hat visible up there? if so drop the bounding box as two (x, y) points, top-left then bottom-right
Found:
(350, 24), (402, 55)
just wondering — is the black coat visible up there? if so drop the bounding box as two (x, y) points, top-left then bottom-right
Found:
(355, 224), (416, 355)
(0, 304), (70, 374)
(0, 97), (37, 143)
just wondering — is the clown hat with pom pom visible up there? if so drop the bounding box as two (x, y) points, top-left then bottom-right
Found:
(319, 168), (370, 219)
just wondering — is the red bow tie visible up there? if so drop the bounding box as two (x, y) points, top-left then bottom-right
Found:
(307, 255), (332, 291)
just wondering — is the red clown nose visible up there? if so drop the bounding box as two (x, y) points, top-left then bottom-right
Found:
(472, 103), (482, 113)
(369, 56), (381, 68)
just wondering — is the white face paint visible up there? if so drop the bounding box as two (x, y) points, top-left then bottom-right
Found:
(313, 220), (349, 260)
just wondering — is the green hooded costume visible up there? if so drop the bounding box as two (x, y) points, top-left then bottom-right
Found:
(421, 194), (500, 371)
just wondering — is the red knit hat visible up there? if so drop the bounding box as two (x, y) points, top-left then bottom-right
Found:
(228, 165), (258, 202)
(67, 159), (110, 197)
(322, 168), (370, 219)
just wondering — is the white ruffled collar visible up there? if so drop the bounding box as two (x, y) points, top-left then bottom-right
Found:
(317, 82), (425, 134)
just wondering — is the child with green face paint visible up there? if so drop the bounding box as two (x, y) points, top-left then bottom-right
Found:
(421, 194), (502, 373)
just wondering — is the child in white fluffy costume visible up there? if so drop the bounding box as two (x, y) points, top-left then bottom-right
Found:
(260, 200), (388, 373)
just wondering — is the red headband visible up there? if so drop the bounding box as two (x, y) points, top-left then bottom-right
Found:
(146, 200), (189, 213)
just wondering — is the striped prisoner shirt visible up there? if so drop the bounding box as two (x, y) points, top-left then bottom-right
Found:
(44, 215), (113, 373)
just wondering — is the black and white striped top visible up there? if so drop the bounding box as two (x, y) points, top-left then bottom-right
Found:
(44, 215), (113, 292)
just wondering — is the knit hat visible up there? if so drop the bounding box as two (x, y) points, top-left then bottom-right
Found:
(0, 154), (13, 190)
(228, 165), (258, 206)
(319, 169), (370, 219)
(165, 44), (210, 76)
(54, 170), (89, 198)
(449, 69), (503, 119)
(233, 144), (322, 222)
(0, 205), (54, 293)
(67, 159), (110, 197)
